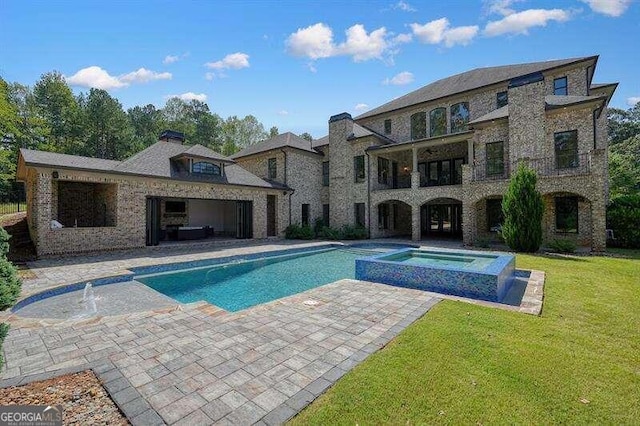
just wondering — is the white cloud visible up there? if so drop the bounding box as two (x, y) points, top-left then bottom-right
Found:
(120, 68), (172, 84)
(277, 110), (289, 116)
(394, 1), (416, 12)
(66, 66), (126, 90)
(163, 55), (179, 64)
(205, 52), (250, 70)
(166, 92), (207, 102)
(65, 66), (171, 90)
(286, 22), (396, 62)
(484, 0), (523, 16)
(163, 52), (189, 65)
(581, 0), (631, 17)
(393, 33), (413, 44)
(627, 97), (640, 106)
(354, 103), (369, 112)
(383, 71), (415, 86)
(484, 9), (570, 36)
(286, 23), (335, 60)
(336, 24), (389, 61)
(410, 18), (479, 47)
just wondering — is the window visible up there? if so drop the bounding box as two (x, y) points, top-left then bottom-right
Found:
(410, 112), (426, 140)
(268, 158), (277, 179)
(486, 199), (503, 232)
(378, 157), (389, 184)
(192, 161), (221, 175)
(554, 130), (579, 169)
(354, 203), (365, 227)
(322, 161), (329, 186)
(392, 203), (398, 229)
(555, 197), (578, 233)
(450, 102), (470, 133)
(301, 204), (310, 227)
(378, 204), (389, 229)
(429, 107), (447, 137)
(423, 158), (464, 186)
(486, 141), (505, 176)
(354, 155), (365, 183)
(384, 119), (392, 135)
(496, 91), (508, 108)
(322, 204), (330, 227)
(554, 77), (568, 95)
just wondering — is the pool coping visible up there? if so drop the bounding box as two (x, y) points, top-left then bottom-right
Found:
(8, 243), (544, 321)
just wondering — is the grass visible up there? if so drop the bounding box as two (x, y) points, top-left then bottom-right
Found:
(290, 250), (640, 425)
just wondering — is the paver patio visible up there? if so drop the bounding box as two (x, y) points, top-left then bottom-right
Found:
(0, 241), (441, 425)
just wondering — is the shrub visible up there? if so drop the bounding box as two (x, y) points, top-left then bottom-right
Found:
(318, 226), (343, 240)
(0, 322), (8, 370)
(341, 225), (368, 240)
(284, 224), (315, 240)
(0, 257), (21, 311)
(501, 164), (544, 252)
(548, 238), (577, 253)
(313, 217), (326, 236)
(607, 194), (640, 248)
(0, 227), (10, 257)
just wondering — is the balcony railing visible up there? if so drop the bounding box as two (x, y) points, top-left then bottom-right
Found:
(472, 152), (591, 182)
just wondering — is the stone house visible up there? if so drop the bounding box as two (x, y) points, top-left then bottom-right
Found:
(233, 55), (616, 251)
(17, 56), (616, 256)
(16, 131), (290, 256)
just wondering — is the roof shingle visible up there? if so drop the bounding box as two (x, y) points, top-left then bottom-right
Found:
(230, 132), (318, 159)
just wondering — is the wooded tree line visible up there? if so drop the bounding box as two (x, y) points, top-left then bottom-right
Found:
(0, 71), (314, 198)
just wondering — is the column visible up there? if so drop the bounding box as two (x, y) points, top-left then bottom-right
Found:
(411, 204), (421, 241)
(467, 139), (474, 163)
(411, 146), (420, 189)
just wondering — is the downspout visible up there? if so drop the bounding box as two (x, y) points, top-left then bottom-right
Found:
(365, 151), (371, 239)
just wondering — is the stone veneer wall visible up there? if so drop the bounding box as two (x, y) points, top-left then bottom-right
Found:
(25, 167), (286, 256)
(286, 149), (324, 226)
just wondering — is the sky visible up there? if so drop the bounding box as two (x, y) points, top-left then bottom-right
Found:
(1, 0), (639, 138)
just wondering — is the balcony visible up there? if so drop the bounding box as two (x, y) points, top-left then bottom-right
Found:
(472, 152), (592, 182)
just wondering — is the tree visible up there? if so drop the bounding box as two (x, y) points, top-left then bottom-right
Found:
(33, 71), (81, 153)
(221, 115), (267, 155)
(128, 104), (165, 151)
(269, 126), (279, 138)
(80, 88), (134, 159)
(0, 78), (19, 143)
(501, 164), (544, 252)
(608, 104), (640, 197)
(299, 132), (313, 142)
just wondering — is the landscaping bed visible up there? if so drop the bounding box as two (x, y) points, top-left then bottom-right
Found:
(0, 370), (128, 425)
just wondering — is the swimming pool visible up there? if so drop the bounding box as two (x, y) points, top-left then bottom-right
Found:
(136, 247), (380, 311)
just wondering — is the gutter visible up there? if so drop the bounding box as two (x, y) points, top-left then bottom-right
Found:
(281, 149), (292, 226)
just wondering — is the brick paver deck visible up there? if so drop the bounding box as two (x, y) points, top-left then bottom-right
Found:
(0, 241), (444, 424)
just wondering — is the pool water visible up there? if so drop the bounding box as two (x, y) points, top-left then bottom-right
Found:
(137, 248), (379, 312)
(384, 250), (497, 270)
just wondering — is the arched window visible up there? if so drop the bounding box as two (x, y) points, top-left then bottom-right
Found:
(192, 161), (221, 175)
(410, 112), (427, 140)
(429, 107), (447, 137)
(450, 102), (470, 133)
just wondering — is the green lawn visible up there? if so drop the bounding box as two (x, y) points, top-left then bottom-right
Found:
(291, 250), (640, 425)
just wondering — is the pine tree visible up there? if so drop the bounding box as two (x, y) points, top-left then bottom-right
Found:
(501, 164), (544, 252)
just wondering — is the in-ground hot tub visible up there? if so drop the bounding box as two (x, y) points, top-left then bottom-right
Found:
(355, 248), (516, 303)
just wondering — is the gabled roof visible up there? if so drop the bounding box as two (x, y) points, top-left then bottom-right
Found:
(19, 149), (121, 171)
(356, 56), (597, 120)
(545, 95), (606, 109)
(230, 132), (319, 159)
(469, 105), (509, 125)
(590, 83), (617, 90)
(19, 142), (283, 189)
(311, 135), (329, 148)
(173, 144), (234, 163)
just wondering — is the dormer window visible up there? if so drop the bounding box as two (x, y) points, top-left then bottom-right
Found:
(192, 161), (221, 175)
(554, 77), (568, 95)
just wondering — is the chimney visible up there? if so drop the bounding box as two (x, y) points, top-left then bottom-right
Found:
(159, 130), (185, 144)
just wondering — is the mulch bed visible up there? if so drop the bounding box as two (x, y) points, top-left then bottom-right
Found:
(0, 370), (129, 425)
